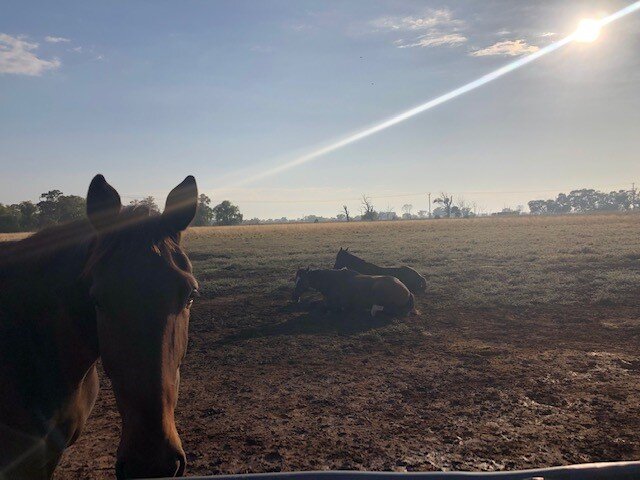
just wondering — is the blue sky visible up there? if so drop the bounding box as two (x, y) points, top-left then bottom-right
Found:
(1, 0), (639, 218)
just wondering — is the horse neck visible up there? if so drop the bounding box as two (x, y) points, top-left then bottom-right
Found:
(0, 221), (99, 403)
(344, 253), (376, 271)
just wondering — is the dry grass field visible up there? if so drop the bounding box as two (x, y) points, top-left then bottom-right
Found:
(5, 215), (640, 477)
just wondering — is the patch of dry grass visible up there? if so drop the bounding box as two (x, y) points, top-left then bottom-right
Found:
(4, 214), (639, 310)
(183, 214), (640, 310)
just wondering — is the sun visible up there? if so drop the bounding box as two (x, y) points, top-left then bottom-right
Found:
(574, 18), (602, 42)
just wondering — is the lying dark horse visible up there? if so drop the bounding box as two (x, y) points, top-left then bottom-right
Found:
(292, 267), (415, 317)
(0, 174), (199, 479)
(333, 248), (427, 294)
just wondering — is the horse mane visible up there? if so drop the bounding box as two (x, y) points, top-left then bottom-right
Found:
(0, 219), (95, 270)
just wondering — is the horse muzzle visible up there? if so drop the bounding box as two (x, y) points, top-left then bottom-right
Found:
(116, 447), (186, 479)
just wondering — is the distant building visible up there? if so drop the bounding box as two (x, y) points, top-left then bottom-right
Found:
(378, 211), (398, 221)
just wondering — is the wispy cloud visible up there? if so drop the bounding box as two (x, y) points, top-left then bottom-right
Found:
(45, 35), (70, 43)
(539, 32), (556, 37)
(397, 33), (467, 49)
(371, 9), (463, 32)
(0, 33), (61, 76)
(371, 8), (467, 50)
(470, 39), (539, 57)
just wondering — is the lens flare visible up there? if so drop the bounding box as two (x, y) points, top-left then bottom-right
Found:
(574, 19), (602, 42)
(230, 1), (640, 188)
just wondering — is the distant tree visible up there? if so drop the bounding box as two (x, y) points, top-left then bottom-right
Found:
(37, 190), (63, 226)
(402, 204), (413, 218)
(37, 190), (85, 226)
(528, 200), (547, 215)
(567, 189), (599, 213)
(193, 193), (214, 226)
(457, 198), (475, 218)
(16, 201), (38, 230)
(527, 188), (639, 215)
(212, 200), (243, 226)
(336, 213), (346, 221)
(432, 206), (446, 219)
(130, 196), (160, 214)
(417, 210), (427, 219)
(450, 205), (461, 218)
(56, 195), (86, 223)
(361, 195), (378, 221)
(433, 193), (453, 218)
(554, 193), (571, 213)
(0, 203), (20, 232)
(342, 205), (351, 222)
(379, 210), (398, 220)
(598, 190), (629, 212)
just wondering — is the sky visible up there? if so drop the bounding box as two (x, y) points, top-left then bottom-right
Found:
(1, 0), (639, 219)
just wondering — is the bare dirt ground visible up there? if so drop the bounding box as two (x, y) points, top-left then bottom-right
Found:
(27, 215), (640, 478)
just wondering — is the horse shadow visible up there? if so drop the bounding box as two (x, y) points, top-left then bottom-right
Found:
(213, 299), (395, 347)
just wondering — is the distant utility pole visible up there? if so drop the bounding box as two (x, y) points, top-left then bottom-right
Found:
(428, 192), (431, 218)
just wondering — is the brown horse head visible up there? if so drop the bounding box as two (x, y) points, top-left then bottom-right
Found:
(85, 175), (198, 479)
(292, 267), (311, 302)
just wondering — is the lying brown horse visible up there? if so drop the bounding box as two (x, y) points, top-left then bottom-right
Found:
(292, 267), (415, 317)
(333, 248), (427, 294)
(0, 174), (198, 479)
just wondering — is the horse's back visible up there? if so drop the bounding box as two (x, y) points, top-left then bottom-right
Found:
(349, 274), (410, 308)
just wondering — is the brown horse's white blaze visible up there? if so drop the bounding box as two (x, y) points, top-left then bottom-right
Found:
(85, 175), (198, 479)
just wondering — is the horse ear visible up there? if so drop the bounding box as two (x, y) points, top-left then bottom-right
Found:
(345, 247), (349, 252)
(339, 247), (343, 252)
(87, 174), (122, 233)
(162, 176), (198, 234)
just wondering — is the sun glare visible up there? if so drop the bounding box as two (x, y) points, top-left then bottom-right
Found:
(230, 2), (640, 188)
(574, 18), (602, 42)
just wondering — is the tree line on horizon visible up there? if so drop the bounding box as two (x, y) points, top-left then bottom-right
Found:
(1, 187), (637, 233)
(0, 191), (243, 233)
(527, 188), (639, 215)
